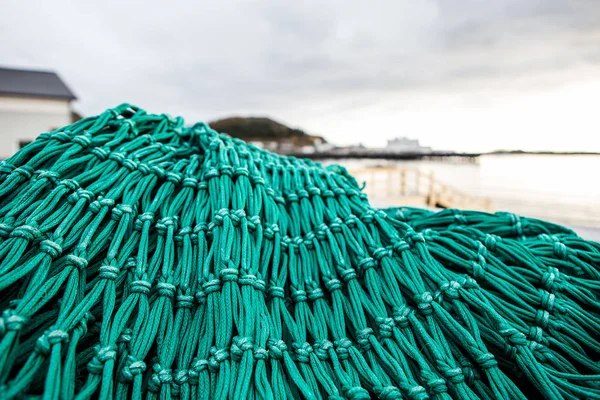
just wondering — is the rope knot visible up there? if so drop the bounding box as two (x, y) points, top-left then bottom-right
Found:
(89, 198), (115, 213)
(35, 334), (51, 356)
(214, 208), (229, 226)
(182, 177), (198, 188)
(232, 336), (253, 360)
(356, 328), (374, 351)
(149, 365), (173, 391)
(484, 234), (500, 251)
(219, 268), (239, 282)
(112, 204), (133, 221)
(372, 247), (391, 261)
(208, 347), (229, 372)
(120, 356), (146, 381)
(325, 279), (342, 292)
(47, 329), (69, 345)
(452, 209), (467, 224)
(69, 189), (94, 203)
(343, 386), (371, 400)
(156, 216), (177, 235)
(528, 326), (544, 343)
(117, 329), (132, 345)
(292, 342), (313, 363)
(156, 281), (176, 297)
(334, 337), (352, 360)
(442, 367), (465, 384)
(508, 212), (523, 237)
(254, 347), (268, 361)
(341, 268), (357, 282)
(99, 265), (120, 281)
(202, 279), (222, 295)
(88, 345), (117, 374)
(291, 289), (307, 303)
(456, 275), (479, 290)
(313, 340), (333, 360)
(405, 229), (425, 245)
(66, 254), (88, 270)
(176, 294), (195, 309)
(263, 224), (279, 239)
(535, 309), (551, 329)
(471, 260), (486, 280)
(440, 281), (461, 300)
(267, 339), (287, 360)
(414, 292), (434, 315)
(59, 178), (79, 191)
(375, 386), (404, 400)
(234, 167), (249, 177)
(393, 305), (413, 329)
(189, 357), (208, 378)
(315, 224), (328, 240)
(425, 377), (447, 395)
(0, 309), (26, 335)
(357, 257), (376, 273)
(40, 240), (62, 258)
(376, 317), (395, 339)
(174, 369), (189, 386)
(541, 267), (561, 292)
(307, 287), (324, 301)
(72, 134), (92, 148)
(308, 186), (321, 196)
(330, 218), (343, 233)
(540, 290), (555, 312)
(475, 352), (497, 370)
(553, 242), (568, 260)
(91, 147), (109, 161)
(130, 279), (152, 295)
(11, 224), (41, 241)
(247, 215), (261, 230)
(35, 169), (57, 181)
(499, 325), (527, 347)
(230, 209), (246, 226)
(297, 189), (309, 199)
(219, 165), (234, 177)
(135, 212), (155, 228)
(392, 240), (410, 253)
(361, 210), (375, 223)
(344, 214), (359, 227)
(166, 172), (182, 184)
(268, 285), (285, 299)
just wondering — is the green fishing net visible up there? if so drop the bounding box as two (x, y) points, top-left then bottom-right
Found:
(0, 104), (599, 399)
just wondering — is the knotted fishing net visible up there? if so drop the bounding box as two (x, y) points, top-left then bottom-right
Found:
(0, 104), (599, 399)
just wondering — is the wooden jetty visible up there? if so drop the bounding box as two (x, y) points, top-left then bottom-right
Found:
(349, 167), (493, 211)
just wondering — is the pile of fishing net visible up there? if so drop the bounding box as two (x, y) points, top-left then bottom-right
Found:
(0, 104), (599, 399)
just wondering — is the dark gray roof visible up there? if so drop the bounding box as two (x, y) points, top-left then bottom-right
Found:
(0, 67), (76, 100)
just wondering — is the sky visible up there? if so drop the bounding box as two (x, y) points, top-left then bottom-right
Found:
(1, 0), (600, 152)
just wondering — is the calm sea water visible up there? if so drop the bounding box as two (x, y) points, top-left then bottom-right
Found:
(323, 155), (600, 229)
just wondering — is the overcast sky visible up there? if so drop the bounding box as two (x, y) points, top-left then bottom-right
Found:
(2, 0), (600, 151)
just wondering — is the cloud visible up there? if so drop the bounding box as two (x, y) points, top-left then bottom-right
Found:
(1, 0), (600, 150)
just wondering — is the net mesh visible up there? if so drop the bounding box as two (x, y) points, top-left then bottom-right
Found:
(0, 104), (599, 399)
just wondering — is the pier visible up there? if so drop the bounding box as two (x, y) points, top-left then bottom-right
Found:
(349, 166), (493, 211)
(288, 151), (481, 164)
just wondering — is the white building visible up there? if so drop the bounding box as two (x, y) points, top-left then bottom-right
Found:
(0, 67), (76, 158)
(387, 137), (431, 153)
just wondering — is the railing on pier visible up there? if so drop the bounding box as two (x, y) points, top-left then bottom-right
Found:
(349, 167), (493, 211)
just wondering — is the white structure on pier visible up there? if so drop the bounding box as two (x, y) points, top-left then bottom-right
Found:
(387, 137), (431, 153)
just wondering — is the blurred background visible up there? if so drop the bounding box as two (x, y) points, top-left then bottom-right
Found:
(1, 0), (599, 234)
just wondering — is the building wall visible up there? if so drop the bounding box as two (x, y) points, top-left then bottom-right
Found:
(0, 96), (71, 159)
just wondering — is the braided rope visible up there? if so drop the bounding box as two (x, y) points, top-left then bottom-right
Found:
(0, 104), (599, 399)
